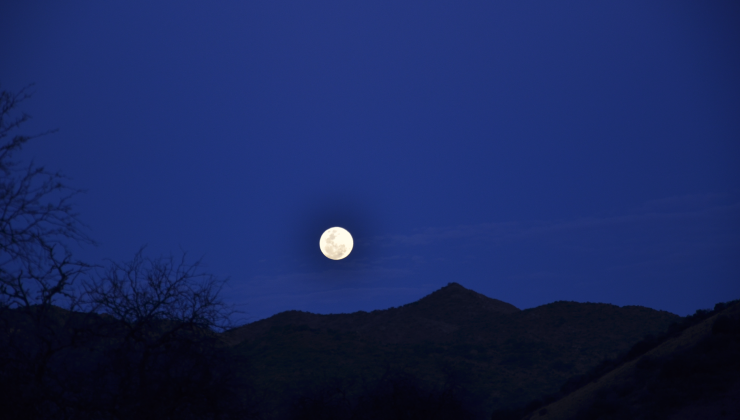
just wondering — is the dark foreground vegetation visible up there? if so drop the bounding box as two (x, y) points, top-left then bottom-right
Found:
(286, 369), (475, 420)
(0, 303), (255, 419)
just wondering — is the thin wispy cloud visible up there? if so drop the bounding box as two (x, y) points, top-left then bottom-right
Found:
(373, 192), (740, 248)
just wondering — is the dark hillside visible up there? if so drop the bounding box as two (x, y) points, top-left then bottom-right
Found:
(223, 283), (679, 419)
(524, 300), (740, 420)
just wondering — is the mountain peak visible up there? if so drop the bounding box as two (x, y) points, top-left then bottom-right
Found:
(408, 282), (520, 316)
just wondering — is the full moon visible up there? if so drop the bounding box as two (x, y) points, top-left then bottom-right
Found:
(319, 227), (354, 260)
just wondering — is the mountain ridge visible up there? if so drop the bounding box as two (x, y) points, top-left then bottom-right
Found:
(222, 282), (680, 418)
(223, 282), (522, 345)
(223, 282), (675, 347)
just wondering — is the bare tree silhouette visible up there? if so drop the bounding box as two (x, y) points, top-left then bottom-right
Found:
(0, 84), (94, 310)
(0, 86), (253, 420)
(0, 85), (98, 419)
(78, 249), (251, 420)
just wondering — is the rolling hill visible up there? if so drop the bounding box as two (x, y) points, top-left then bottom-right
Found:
(517, 299), (740, 420)
(223, 283), (680, 419)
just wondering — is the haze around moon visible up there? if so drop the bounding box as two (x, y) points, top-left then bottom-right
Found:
(320, 227), (353, 260)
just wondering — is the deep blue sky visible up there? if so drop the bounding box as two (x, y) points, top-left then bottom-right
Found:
(1, 0), (738, 322)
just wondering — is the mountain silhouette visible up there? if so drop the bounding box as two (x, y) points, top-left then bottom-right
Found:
(224, 282), (519, 346)
(9, 282), (733, 419)
(223, 283), (679, 418)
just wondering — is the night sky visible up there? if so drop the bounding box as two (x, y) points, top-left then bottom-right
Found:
(1, 0), (738, 323)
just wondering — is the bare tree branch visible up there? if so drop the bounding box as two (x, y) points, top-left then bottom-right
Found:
(0, 85), (95, 312)
(84, 247), (235, 334)
(0, 86), (249, 419)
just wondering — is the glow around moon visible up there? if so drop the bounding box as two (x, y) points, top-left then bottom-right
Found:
(320, 227), (354, 260)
